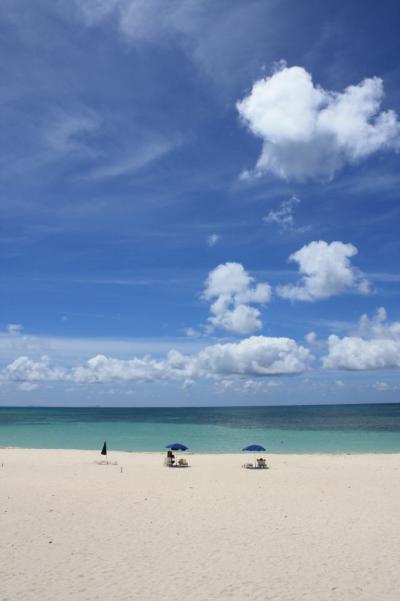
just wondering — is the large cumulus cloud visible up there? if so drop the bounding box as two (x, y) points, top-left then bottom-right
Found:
(203, 263), (272, 334)
(277, 240), (370, 301)
(196, 336), (311, 376)
(237, 64), (400, 181)
(0, 336), (312, 386)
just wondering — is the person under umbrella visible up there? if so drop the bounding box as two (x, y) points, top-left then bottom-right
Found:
(164, 443), (189, 467)
(242, 444), (268, 469)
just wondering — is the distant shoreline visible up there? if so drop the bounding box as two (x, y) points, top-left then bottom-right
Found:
(2, 446), (400, 456)
(1, 401), (400, 408)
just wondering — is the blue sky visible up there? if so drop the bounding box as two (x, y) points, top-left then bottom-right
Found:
(1, 0), (400, 406)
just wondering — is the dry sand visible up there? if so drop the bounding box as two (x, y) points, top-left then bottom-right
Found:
(0, 449), (399, 601)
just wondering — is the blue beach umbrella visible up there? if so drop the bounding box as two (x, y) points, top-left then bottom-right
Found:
(242, 444), (266, 452)
(242, 444), (266, 468)
(165, 443), (188, 451)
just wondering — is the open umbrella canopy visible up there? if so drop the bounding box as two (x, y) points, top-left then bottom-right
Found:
(166, 443), (188, 451)
(242, 444), (266, 452)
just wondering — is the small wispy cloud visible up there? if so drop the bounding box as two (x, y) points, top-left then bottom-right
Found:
(71, 0), (267, 91)
(263, 196), (310, 233)
(373, 381), (400, 391)
(7, 323), (23, 335)
(44, 108), (101, 158)
(85, 137), (180, 180)
(42, 105), (181, 181)
(185, 327), (199, 338)
(207, 233), (220, 247)
(304, 331), (317, 345)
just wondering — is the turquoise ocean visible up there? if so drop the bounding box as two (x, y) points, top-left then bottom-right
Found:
(1, 404), (400, 453)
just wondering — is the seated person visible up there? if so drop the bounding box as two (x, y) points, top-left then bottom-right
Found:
(167, 450), (175, 464)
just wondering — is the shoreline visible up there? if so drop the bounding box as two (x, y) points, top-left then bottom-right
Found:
(2, 446), (400, 455)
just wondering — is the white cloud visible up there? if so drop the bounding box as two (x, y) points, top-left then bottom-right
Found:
(242, 379), (282, 393)
(72, 0), (120, 26)
(18, 382), (39, 392)
(216, 378), (282, 395)
(7, 323), (23, 335)
(2, 355), (66, 383)
(117, 0), (202, 43)
(208, 305), (263, 337)
(207, 234), (220, 247)
(72, 336), (311, 382)
(263, 196), (310, 233)
(72, 352), (187, 384)
(214, 379), (235, 394)
(357, 306), (400, 339)
(305, 331), (317, 345)
(372, 381), (400, 392)
(182, 378), (195, 390)
(196, 336), (311, 376)
(324, 337), (400, 370)
(373, 381), (390, 391)
(323, 308), (400, 370)
(0, 328), (207, 363)
(277, 240), (370, 301)
(203, 262), (272, 334)
(71, 0), (264, 89)
(0, 335), (312, 386)
(237, 64), (400, 181)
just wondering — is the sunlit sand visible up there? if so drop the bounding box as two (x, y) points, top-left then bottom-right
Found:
(1, 449), (399, 601)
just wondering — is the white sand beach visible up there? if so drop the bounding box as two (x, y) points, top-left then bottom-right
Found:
(1, 450), (399, 601)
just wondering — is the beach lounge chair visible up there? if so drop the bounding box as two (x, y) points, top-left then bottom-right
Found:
(177, 458), (189, 467)
(256, 458), (267, 469)
(242, 462), (254, 469)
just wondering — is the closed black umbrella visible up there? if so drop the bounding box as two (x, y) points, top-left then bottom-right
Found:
(101, 441), (107, 460)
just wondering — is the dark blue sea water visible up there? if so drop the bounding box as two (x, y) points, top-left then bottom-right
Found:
(1, 404), (400, 453)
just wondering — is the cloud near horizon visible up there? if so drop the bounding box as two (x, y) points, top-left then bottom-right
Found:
(203, 263), (272, 334)
(277, 240), (370, 301)
(237, 64), (400, 181)
(323, 308), (400, 370)
(1, 335), (312, 386)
